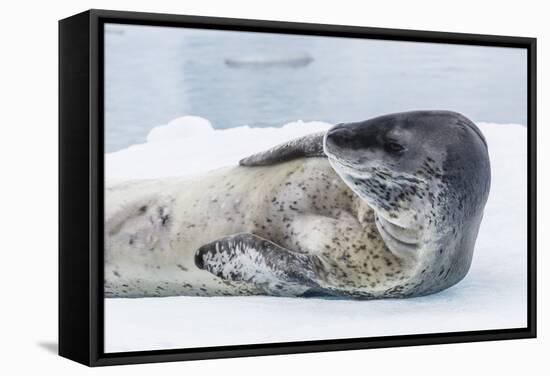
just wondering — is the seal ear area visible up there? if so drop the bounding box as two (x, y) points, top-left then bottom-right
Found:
(239, 132), (326, 167)
(453, 113), (488, 150)
(410, 110), (488, 150)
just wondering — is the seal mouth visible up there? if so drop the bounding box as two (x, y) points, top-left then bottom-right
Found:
(327, 156), (372, 177)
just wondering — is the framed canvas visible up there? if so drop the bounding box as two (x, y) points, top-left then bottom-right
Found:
(58, 9), (537, 366)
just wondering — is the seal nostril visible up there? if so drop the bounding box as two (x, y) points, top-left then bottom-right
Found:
(327, 128), (354, 147)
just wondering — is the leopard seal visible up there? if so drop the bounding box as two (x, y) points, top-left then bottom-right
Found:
(104, 110), (490, 299)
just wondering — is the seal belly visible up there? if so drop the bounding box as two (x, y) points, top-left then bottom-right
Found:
(104, 167), (265, 297)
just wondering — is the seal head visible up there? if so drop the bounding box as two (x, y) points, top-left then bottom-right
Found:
(324, 110), (491, 295)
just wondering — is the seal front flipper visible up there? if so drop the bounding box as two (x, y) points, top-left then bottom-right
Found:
(239, 132), (326, 166)
(195, 233), (321, 296)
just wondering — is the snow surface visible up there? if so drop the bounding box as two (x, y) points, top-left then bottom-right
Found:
(105, 116), (527, 353)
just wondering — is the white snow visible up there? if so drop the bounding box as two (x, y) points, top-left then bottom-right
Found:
(106, 116), (333, 180)
(104, 116), (527, 353)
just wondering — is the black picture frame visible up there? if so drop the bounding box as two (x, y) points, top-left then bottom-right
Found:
(59, 9), (537, 367)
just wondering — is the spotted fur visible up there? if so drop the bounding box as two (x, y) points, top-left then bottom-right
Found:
(104, 110), (490, 299)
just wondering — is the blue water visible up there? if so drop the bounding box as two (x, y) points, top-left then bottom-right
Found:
(104, 24), (527, 152)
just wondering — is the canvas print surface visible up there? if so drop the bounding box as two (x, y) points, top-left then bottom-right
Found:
(103, 23), (527, 352)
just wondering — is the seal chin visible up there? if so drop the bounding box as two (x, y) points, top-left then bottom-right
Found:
(375, 215), (420, 261)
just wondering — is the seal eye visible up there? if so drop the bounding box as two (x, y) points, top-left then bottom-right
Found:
(385, 141), (406, 154)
